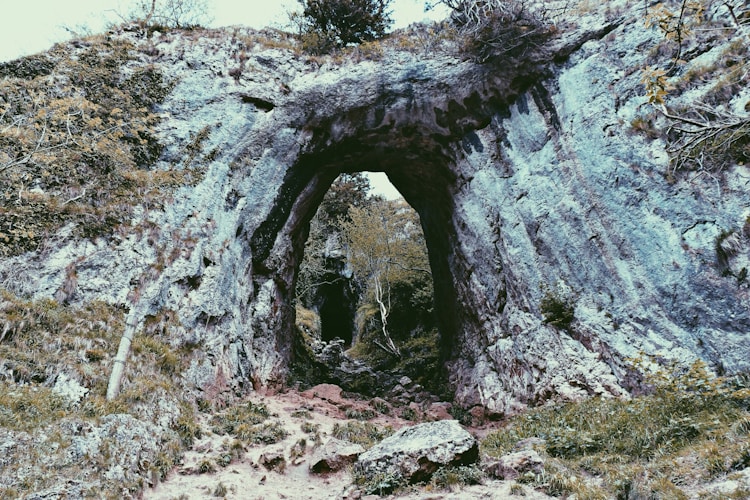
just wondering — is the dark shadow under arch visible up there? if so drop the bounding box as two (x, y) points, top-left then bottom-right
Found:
(247, 108), (485, 394)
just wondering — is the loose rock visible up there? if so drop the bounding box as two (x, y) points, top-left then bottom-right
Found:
(355, 420), (478, 485)
(310, 438), (365, 473)
(484, 449), (545, 480)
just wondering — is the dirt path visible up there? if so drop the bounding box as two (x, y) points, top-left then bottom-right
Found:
(144, 386), (552, 500)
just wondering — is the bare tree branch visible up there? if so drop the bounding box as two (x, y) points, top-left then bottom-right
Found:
(660, 103), (750, 174)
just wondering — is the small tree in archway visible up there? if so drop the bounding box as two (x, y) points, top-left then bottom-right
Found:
(295, 173), (372, 305)
(294, 179), (439, 392)
(344, 199), (432, 359)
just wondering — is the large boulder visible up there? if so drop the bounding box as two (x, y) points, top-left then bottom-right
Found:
(310, 438), (365, 473)
(355, 420), (478, 486)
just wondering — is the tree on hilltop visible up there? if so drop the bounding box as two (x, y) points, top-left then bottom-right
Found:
(294, 0), (393, 53)
(127, 0), (212, 29)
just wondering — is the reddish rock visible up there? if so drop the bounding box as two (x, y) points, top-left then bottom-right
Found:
(302, 384), (344, 405)
(426, 402), (453, 421)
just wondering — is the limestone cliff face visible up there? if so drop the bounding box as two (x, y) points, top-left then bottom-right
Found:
(3, 4), (749, 412)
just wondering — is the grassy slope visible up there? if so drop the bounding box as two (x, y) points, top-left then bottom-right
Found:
(481, 361), (750, 498)
(0, 31), (203, 497)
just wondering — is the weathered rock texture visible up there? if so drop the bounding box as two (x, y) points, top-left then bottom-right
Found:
(310, 438), (365, 473)
(355, 419), (478, 484)
(484, 449), (545, 480)
(3, 2), (749, 413)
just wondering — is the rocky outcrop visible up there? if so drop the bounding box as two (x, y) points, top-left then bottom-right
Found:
(355, 419), (478, 485)
(2, 2), (749, 413)
(1, 413), (181, 496)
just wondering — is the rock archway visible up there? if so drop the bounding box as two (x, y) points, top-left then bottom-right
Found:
(246, 143), (464, 392)
(191, 22), (748, 412)
(7, 16), (750, 415)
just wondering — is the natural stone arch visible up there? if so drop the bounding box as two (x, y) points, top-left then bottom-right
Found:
(11, 17), (749, 416)
(248, 142), (464, 389)
(163, 27), (641, 410)
(238, 52), (541, 400)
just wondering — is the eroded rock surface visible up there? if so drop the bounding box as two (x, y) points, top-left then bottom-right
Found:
(484, 449), (545, 480)
(2, 0), (749, 415)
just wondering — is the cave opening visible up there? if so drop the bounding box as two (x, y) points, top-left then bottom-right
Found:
(292, 169), (446, 396)
(318, 281), (355, 345)
(246, 120), (464, 401)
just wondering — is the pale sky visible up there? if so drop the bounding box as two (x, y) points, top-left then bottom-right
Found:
(0, 0), (448, 63)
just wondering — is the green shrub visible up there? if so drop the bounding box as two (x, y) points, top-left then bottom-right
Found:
(210, 401), (269, 435)
(294, 0), (393, 54)
(372, 399), (390, 414)
(197, 458), (216, 474)
(539, 284), (576, 330)
(0, 54), (55, 79)
(173, 402), (202, 447)
(345, 408), (376, 420)
(210, 401), (287, 443)
(352, 468), (405, 496)
(448, 405), (471, 426)
(291, 409), (312, 419)
(393, 328), (441, 393)
(212, 481), (228, 497)
(301, 421), (320, 434)
(399, 406), (418, 421)
(244, 422), (289, 444)
(133, 336), (182, 375)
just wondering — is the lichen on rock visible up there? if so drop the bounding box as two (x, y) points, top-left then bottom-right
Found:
(355, 419), (478, 488)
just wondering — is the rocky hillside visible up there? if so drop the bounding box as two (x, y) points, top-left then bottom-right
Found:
(1, 0), (750, 496)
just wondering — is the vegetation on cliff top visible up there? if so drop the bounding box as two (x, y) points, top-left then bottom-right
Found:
(294, 0), (394, 54)
(0, 35), (203, 259)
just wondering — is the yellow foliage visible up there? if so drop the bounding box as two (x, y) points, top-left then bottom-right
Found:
(645, 1), (705, 40)
(641, 66), (675, 104)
